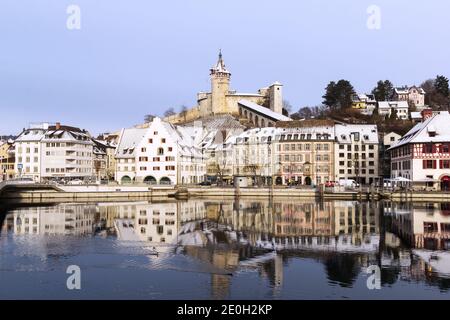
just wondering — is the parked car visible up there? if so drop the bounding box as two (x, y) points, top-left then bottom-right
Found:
(68, 179), (84, 185)
(198, 181), (212, 186)
(325, 181), (337, 187)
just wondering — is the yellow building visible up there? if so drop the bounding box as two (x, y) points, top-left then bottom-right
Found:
(0, 141), (15, 181)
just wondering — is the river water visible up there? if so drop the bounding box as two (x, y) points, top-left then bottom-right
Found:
(0, 198), (449, 299)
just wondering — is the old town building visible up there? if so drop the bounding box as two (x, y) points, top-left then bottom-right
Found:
(164, 51), (290, 126)
(274, 120), (335, 186)
(115, 117), (206, 185)
(389, 110), (450, 191)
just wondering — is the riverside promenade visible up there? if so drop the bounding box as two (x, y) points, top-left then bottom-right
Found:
(2, 182), (450, 204)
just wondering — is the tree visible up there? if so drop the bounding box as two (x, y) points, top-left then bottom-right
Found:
(322, 80), (355, 111)
(421, 76), (450, 109)
(435, 75), (449, 97)
(371, 80), (394, 101)
(164, 107), (176, 118)
(144, 114), (156, 123)
(291, 106), (312, 120)
(282, 100), (293, 116)
(389, 108), (398, 121)
(179, 105), (188, 122)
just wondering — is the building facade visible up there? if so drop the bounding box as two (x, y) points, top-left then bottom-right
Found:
(393, 86), (426, 109)
(378, 101), (409, 120)
(334, 124), (380, 185)
(0, 140), (15, 181)
(389, 110), (450, 191)
(274, 121), (335, 186)
(115, 118), (206, 185)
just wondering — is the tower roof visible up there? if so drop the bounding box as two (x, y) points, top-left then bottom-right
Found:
(210, 50), (230, 75)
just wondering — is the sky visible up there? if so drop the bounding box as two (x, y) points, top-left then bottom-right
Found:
(1, 0), (450, 136)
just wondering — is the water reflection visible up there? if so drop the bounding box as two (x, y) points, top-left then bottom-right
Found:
(1, 199), (450, 298)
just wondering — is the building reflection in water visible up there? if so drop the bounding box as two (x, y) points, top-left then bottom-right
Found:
(2, 198), (450, 295)
(384, 201), (450, 290)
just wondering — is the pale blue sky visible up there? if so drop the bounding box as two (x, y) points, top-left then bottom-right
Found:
(1, 0), (449, 135)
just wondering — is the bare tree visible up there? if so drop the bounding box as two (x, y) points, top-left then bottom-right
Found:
(144, 114), (156, 123)
(164, 107), (176, 118)
(180, 105), (188, 122)
(282, 100), (293, 116)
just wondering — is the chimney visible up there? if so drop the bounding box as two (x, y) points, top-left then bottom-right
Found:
(55, 122), (61, 130)
(421, 109), (433, 121)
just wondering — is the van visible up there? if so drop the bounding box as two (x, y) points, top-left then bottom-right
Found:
(339, 179), (359, 188)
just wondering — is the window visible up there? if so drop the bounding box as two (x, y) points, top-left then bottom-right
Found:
(440, 160), (450, 169)
(154, 131), (158, 135)
(157, 148), (164, 155)
(148, 139), (153, 143)
(168, 147), (173, 152)
(423, 160), (436, 169)
(424, 222), (438, 233)
(423, 144), (434, 153)
(141, 148), (146, 152)
(161, 138), (166, 143)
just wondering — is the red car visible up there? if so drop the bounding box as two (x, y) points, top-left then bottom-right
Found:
(325, 181), (337, 187)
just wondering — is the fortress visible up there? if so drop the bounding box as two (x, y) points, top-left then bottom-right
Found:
(165, 51), (289, 126)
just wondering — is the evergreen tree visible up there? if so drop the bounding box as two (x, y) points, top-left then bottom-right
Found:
(372, 80), (394, 101)
(322, 80), (355, 110)
(435, 75), (449, 97)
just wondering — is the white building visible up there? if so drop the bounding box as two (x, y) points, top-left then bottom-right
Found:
(378, 101), (409, 120)
(389, 110), (450, 191)
(334, 124), (380, 185)
(115, 117), (206, 185)
(40, 124), (94, 182)
(14, 123), (94, 182)
(233, 128), (278, 186)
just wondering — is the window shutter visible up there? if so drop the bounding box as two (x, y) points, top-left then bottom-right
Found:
(423, 160), (427, 169)
(433, 160), (436, 169)
(440, 160), (443, 169)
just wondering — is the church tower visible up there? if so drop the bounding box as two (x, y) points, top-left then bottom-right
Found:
(210, 50), (231, 114)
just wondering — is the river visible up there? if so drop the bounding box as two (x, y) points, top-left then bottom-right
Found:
(0, 198), (449, 299)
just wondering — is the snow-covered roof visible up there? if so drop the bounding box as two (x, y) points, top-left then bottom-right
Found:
(115, 128), (147, 158)
(14, 128), (46, 142)
(238, 99), (291, 121)
(389, 111), (450, 149)
(335, 124), (379, 144)
(210, 50), (230, 75)
(410, 111), (422, 119)
(234, 127), (280, 144)
(395, 86), (425, 95)
(378, 101), (409, 110)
